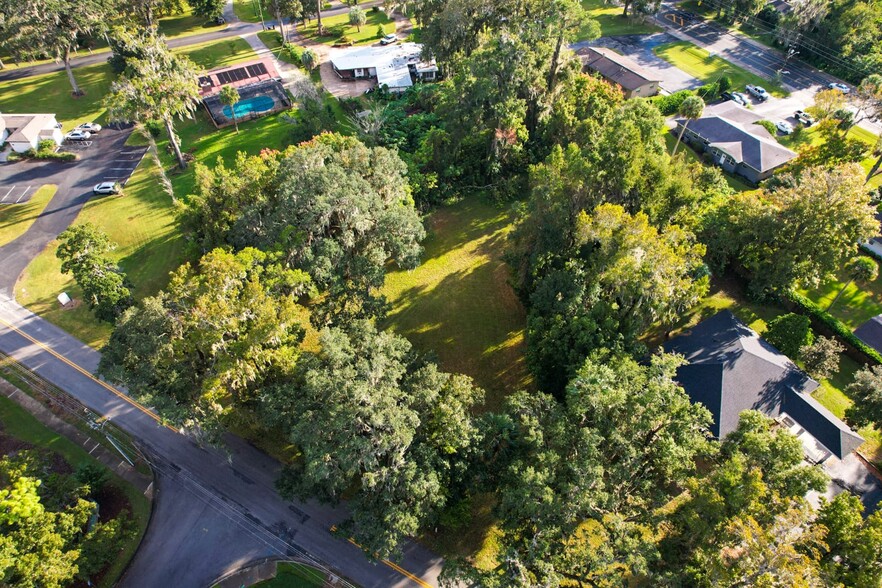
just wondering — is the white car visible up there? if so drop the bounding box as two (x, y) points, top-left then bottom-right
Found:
(76, 122), (102, 133)
(776, 121), (794, 135)
(745, 85), (770, 101)
(93, 182), (119, 195)
(827, 82), (851, 94)
(65, 130), (91, 141)
(380, 33), (397, 45)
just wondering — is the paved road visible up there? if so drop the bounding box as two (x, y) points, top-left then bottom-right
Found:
(0, 126), (145, 299)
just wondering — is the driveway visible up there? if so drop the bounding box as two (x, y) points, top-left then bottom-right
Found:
(0, 125), (145, 298)
(572, 33), (703, 94)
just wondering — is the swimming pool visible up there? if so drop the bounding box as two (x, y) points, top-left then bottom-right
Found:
(223, 94), (275, 118)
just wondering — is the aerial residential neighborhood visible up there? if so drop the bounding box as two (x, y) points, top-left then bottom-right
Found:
(1, 0), (882, 586)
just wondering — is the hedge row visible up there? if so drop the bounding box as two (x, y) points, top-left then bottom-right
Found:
(786, 290), (882, 365)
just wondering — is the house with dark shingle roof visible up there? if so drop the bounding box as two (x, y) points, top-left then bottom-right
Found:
(664, 311), (863, 461)
(674, 101), (796, 183)
(577, 46), (661, 98)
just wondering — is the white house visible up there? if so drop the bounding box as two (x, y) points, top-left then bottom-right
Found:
(0, 113), (64, 153)
(329, 43), (439, 93)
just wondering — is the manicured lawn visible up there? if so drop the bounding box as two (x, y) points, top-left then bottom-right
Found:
(778, 125), (882, 189)
(258, 30), (301, 65)
(0, 185), (56, 247)
(581, 0), (662, 38)
(233, 0), (265, 23)
(179, 37), (260, 70)
(800, 271), (882, 331)
(297, 10), (395, 45)
(381, 199), (532, 410)
(15, 153), (186, 350)
(157, 6), (226, 38)
(0, 392), (150, 588)
(252, 563), (327, 587)
(653, 41), (787, 97)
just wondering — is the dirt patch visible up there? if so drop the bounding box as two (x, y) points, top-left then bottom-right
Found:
(0, 430), (34, 456)
(96, 482), (132, 522)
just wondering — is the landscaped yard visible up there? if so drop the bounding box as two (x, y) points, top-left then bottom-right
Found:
(0, 185), (56, 247)
(800, 271), (882, 331)
(233, 0), (266, 23)
(15, 153), (185, 350)
(297, 9), (395, 45)
(581, 0), (662, 38)
(382, 199), (532, 411)
(662, 131), (756, 192)
(0, 389), (150, 588)
(653, 41), (787, 97)
(777, 124), (882, 189)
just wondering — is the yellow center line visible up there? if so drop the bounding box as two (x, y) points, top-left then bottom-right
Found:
(330, 526), (434, 588)
(0, 315), (175, 431)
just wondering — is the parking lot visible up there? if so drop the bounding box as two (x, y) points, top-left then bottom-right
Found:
(60, 133), (147, 188)
(0, 184), (37, 204)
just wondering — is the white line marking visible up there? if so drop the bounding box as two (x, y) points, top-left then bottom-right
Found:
(1, 186), (15, 202)
(109, 167), (136, 170)
(15, 186), (31, 203)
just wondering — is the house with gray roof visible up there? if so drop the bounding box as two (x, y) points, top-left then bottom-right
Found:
(577, 46), (660, 98)
(674, 102), (796, 183)
(0, 113), (64, 153)
(329, 43), (438, 93)
(664, 311), (863, 462)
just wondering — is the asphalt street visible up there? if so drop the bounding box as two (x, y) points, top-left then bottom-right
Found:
(0, 126), (146, 299)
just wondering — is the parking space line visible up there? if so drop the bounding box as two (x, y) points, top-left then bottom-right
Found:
(14, 186), (32, 204)
(1, 186), (15, 202)
(109, 167), (137, 170)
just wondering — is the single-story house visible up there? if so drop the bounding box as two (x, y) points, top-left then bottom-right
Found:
(0, 113), (64, 153)
(329, 43), (439, 93)
(674, 102), (797, 183)
(197, 58), (281, 97)
(577, 46), (661, 98)
(664, 310), (864, 462)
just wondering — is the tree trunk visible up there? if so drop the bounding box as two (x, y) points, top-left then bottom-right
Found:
(232, 109), (239, 134)
(275, 6), (286, 41)
(867, 152), (882, 184)
(316, 0), (324, 35)
(145, 3), (155, 27)
(672, 121), (689, 155)
(827, 278), (854, 310)
(64, 48), (82, 96)
(623, 0), (631, 16)
(547, 29), (565, 94)
(165, 116), (187, 169)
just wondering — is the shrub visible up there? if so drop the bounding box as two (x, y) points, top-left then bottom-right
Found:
(38, 139), (57, 152)
(801, 336), (844, 380)
(652, 89), (695, 116)
(371, 5), (379, 12)
(764, 313), (814, 358)
(755, 120), (777, 135)
(144, 119), (163, 138)
(787, 291), (882, 364)
(376, 24), (385, 38)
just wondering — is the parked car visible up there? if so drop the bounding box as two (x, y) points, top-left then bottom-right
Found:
(380, 33), (397, 45)
(722, 91), (748, 106)
(827, 82), (850, 94)
(76, 122), (101, 133)
(93, 182), (119, 195)
(775, 120), (794, 134)
(745, 85), (770, 101)
(794, 110), (815, 126)
(65, 130), (91, 141)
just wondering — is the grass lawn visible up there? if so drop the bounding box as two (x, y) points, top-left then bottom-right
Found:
(778, 125), (882, 189)
(0, 185), (57, 247)
(799, 271), (882, 331)
(251, 562), (328, 587)
(258, 30), (301, 66)
(233, 0), (265, 23)
(381, 199), (532, 411)
(580, 0), (662, 38)
(0, 392), (150, 588)
(297, 10), (395, 45)
(653, 41), (787, 97)
(179, 37), (260, 70)
(15, 154), (186, 350)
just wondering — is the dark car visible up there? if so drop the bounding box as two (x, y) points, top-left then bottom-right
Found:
(722, 91), (747, 106)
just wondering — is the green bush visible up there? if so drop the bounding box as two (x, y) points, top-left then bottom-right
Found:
(787, 291), (882, 365)
(376, 24), (385, 38)
(17, 147), (76, 161)
(764, 313), (814, 358)
(652, 90), (696, 116)
(38, 139), (57, 152)
(144, 119), (163, 138)
(371, 5), (379, 12)
(755, 120), (777, 135)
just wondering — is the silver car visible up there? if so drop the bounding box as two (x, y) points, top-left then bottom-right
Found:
(65, 130), (91, 141)
(93, 182), (119, 195)
(77, 122), (102, 133)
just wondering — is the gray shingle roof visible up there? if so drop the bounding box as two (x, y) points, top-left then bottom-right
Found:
(664, 311), (863, 459)
(855, 315), (882, 355)
(577, 46), (660, 91)
(674, 115), (796, 173)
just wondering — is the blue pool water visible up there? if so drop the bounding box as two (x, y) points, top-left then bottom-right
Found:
(223, 94), (275, 118)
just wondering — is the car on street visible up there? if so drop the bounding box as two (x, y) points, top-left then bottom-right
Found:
(65, 130), (91, 141)
(722, 91), (748, 106)
(93, 182), (120, 195)
(794, 110), (815, 126)
(745, 85), (770, 101)
(76, 122), (102, 133)
(775, 120), (794, 134)
(380, 33), (397, 45)
(827, 82), (851, 94)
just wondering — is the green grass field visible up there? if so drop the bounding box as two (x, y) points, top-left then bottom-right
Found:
(15, 154), (185, 350)
(0, 392), (150, 588)
(778, 125), (882, 189)
(0, 186), (57, 247)
(581, 0), (662, 38)
(233, 0), (266, 23)
(381, 199), (531, 410)
(653, 41), (787, 97)
(251, 563), (327, 587)
(297, 10), (395, 45)
(800, 271), (882, 331)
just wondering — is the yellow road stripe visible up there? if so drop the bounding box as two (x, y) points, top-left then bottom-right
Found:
(330, 526), (434, 588)
(0, 315), (175, 431)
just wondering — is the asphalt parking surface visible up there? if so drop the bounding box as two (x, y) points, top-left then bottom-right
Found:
(0, 184), (36, 204)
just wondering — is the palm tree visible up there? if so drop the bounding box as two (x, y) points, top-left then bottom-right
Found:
(301, 48), (317, 71)
(827, 256), (879, 310)
(671, 95), (705, 156)
(349, 6), (366, 32)
(220, 85), (241, 134)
